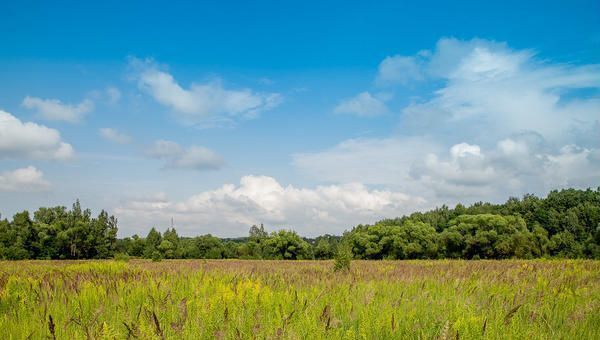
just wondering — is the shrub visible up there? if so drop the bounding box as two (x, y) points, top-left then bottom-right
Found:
(151, 251), (163, 262)
(113, 253), (130, 262)
(333, 243), (352, 272)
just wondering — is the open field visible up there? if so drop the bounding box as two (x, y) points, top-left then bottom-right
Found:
(0, 260), (598, 339)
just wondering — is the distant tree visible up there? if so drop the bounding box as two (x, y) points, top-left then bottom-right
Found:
(549, 232), (584, 258)
(392, 221), (439, 259)
(158, 240), (174, 258)
(249, 224), (268, 239)
(184, 235), (225, 259)
(445, 214), (531, 259)
(314, 238), (335, 259)
(440, 230), (465, 258)
(263, 230), (311, 260)
(162, 228), (180, 258)
(144, 228), (162, 258)
(242, 224), (267, 258)
(129, 235), (146, 257)
(90, 210), (118, 258)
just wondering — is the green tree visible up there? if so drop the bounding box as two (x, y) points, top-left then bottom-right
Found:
(143, 228), (162, 258)
(263, 230), (311, 260)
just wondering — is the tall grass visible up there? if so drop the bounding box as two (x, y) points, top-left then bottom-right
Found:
(0, 260), (598, 339)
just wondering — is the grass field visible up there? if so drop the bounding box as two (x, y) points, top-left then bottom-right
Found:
(0, 260), (598, 339)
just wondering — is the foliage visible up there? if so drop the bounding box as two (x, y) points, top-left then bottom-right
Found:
(113, 252), (130, 262)
(333, 242), (352, 272)
(262, 230), (312, 260)
(0, 200), (117, 260)
(347, 188), (600, 260)
(151, 250), (163, 262)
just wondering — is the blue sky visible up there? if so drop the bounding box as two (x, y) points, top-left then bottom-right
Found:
(0, 1), (599, 237)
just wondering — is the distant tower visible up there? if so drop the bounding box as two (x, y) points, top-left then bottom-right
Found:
(171, 217), (174, 229)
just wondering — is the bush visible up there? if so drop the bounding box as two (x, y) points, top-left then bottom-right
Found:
(151, 250), (163, 262)
(113, 253), (130, 262)
(333, 243), (352, 272)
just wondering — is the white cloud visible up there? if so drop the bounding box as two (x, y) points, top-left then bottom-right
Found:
(334, 92), (389, 117)
(115, 175), (424, 237)
(146, 140), (224, 171)
(0, 110), (74, 160)
(131, 58), (282, 126)
(0, 166), (50, 192)
(22, 96), (93, 123)
(399, 38), (600, 143)
(297, 136), (600, 204)
(295, 38), (600, 204)
(541, 145), (600, 189)
(99, 128), (132, 144)
(412, 140), (600, 199)
(411, 143), (497, 195)
(294, 137), (439, 186)
(450, 143), (481, 158)
(376, 55), (425, 85)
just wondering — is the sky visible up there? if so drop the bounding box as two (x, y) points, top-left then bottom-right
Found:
(0, 1), (599, 237)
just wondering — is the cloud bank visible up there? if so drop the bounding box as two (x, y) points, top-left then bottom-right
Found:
(296, 38), (600, 205)
(115, 175), (424, 237)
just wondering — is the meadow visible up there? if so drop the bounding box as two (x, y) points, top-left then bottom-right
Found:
(0, 260), (598, 339)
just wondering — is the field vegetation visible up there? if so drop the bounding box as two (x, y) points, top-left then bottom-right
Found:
(0, 259), (598, 339)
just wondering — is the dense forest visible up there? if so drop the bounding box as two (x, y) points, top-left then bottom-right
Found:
(1, 188), (598, 260)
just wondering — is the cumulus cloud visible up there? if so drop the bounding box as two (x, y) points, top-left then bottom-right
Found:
(0, 110), (74, 160)
(334, 92), (389, 117)
(115, 175), (424, 237)
(146, 140), (224, 171)
(22, 96), (93, 123)
(411, 143), (498, 197)
(0, 166), (50, 192)
(296, 38), (600, 204)
(411, 140), (600, 199)
(298, 137), (600, 204)
(131, 58), (282, 126)
(99, 128), (132, 144)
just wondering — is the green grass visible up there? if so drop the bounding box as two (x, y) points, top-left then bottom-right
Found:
(0, 260), (598, 339)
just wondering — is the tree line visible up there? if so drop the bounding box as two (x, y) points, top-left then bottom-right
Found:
(0, 188), (598, 260)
